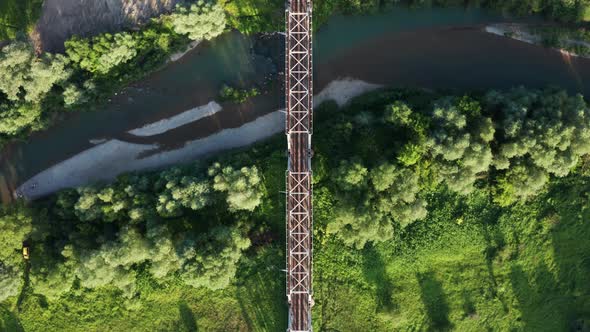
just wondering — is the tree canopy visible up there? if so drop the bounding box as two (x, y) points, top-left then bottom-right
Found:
(168, 1), (226, 41)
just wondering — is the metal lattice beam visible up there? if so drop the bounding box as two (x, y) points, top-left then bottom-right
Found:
(286, 1), (313, 332)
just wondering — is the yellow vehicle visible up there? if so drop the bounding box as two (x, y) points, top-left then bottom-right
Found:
(22, 246), (30, 260)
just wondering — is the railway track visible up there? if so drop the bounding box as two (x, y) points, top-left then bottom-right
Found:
(285, 1), (313, 331)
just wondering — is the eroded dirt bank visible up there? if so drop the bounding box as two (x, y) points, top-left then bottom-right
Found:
(34, 0), (184, 52)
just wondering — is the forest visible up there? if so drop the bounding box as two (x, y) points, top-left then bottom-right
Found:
(1, 86), (589, 330)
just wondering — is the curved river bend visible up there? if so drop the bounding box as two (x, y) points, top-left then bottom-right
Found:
(2, 7), (590, 201)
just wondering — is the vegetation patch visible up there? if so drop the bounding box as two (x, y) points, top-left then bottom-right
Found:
(219, 84), (260, 103)
(0, 0), (42, 40)
(0, 87), (588, 330)
(0, 1), (227, 148)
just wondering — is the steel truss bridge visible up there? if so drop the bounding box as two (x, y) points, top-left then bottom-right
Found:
(285, 1), (313, 331)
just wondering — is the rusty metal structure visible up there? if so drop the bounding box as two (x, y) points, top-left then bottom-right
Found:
(285, 0), (313, 331)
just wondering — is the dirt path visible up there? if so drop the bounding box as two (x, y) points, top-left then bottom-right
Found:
(34, 0), (183, 52)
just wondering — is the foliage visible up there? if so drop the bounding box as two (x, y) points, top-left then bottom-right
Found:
(0, 0), (43, 39)
(326, 206), (394, 249)
(0, 263), (21, 303)
(1, 87), (590, 330)
(0, 204), (32, 265)
(314, 176), (590, 331)
(332, 159), (369, 191)
(219, 84), (260, 103)
(427, 96), (494, 194)
(209, 163), (265, 211)
(0, 41), (70, 103)
(180, 225), (251, 290)
(65, 33), (139, 75)
(0, 5), (194, 145)
(486, 88), (590, 204)
(222, 0), (283, 33)
(62, 83), (87, 107)
(155, 168), (211, 217)
(0, 102), (42, 135)
(316, 87), (590, 248)
(0, 204), (32, 303)
(168, 1), (226, 41)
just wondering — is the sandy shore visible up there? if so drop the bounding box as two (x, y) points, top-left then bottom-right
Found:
(314, 79), (382, 107)
(485, 23), (541, 45)
(17, 78), (381, 199)
(169, 40), (201, 62)
(127, 101), (221, 136)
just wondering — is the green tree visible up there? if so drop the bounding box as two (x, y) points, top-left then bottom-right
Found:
(372, 164), (428, 227)
(332, 159), (369, 191)
(169, 1), (226, 41)
(0, 102), (42, 135)
(0, 41), (69, 103)
(383, 101), (428, 166)
(180, 225), (250, 290)
(488, 88), (590, 178)
(427, 97), (494, 194)
(0, 41), (32, 101)
(0, 262), (21, 302)
(75, 227), (149, 297)
(66, 33), (139, 75)
(146, 223), (183, 279)
(494, 161), (549, 206)
(209, 163), (264, 211)
(370, 162), (397, 192)
(30, 244), (76, 299)
(326, 207), (393, 249)
(25, 53), (70, 103)
(62, 84), (87, 107)
(0, 204), (33, 265)
(155, 167), (211, 217)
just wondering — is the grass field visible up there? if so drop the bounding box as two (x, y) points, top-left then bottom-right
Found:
(313, 180), (590, 330)
(0, 0), (42, 40)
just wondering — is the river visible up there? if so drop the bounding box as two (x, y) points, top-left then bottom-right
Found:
(2, 7), (589, 202)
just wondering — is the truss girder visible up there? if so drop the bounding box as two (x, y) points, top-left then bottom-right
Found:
(286, 1), (313, 332)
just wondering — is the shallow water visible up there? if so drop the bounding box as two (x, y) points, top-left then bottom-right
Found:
(1, 7), (589, 201)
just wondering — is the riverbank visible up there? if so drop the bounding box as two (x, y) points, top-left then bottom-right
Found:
(16, 78), (381, 200)
(33, 0), (182, 52)
(485, 23), (590, 59)
(6, 8), (590, 204)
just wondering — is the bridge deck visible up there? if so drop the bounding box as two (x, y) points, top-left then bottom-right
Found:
(286, 1), (313, 331)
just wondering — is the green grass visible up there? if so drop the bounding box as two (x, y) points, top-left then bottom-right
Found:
(1, 246), (287, 331)
(222, 0), (283, 34)
(313, 179), (590, 331)
(0, 0), (43, 40)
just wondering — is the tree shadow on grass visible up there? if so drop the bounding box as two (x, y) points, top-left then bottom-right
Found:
(480, 217), (509, 313)
(16, 260), (30, 312)
(234, 249), (287, 331)
(509, 178), (590, 331)
(417, 271), (453, 331)
(178, 302), (198, 332)
(362, 245), (395, 312)
(0, 305), (24, 332)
